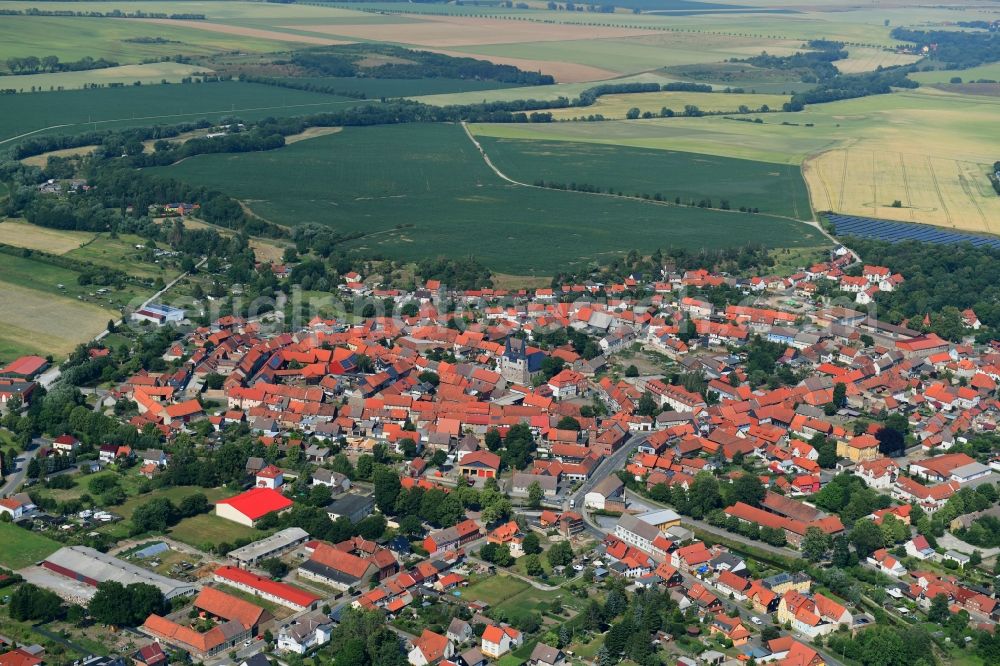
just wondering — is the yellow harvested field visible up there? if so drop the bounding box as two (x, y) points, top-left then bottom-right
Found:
(0, 219), (96, 254)
(21, 145), (97, 167)
(131, 18), (351, 45)
(249, 239), (289, 263)
(805, 149), (1000, 232)
(0, 281), (108, 356)
(293, 14), (660, 48)
(284, 126), (342, 145)
(834, 47), (922, 74)
(547, 91), (789, 119)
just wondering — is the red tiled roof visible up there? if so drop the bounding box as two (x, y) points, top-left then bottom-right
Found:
(214, 566), (319, 608)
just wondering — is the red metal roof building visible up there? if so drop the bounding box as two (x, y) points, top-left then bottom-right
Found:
(215, 487), (293, 527)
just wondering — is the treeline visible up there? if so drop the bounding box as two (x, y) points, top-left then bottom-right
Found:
(784, 67), (917, 110)
(4, 55), (118, 75)
(735, 40), (848, 83)
(416, 256), (493, 290)
(892, 27), (1000, 70)
(11, 118), (216, 160)
(845, 238), (1000, 341)
(289, 44), (555, 85)
(532, 179), (760, 213)
(0, 8), (204, 18)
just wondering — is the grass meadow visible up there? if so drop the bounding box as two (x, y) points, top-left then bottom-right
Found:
(0, 522), (61, 570)
(478, 136), (812, 218)
(0, 242), (162, 359)
(153, 122), (824, 275)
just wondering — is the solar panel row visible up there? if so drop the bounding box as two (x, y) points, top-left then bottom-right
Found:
(826, 214), (1000, 250)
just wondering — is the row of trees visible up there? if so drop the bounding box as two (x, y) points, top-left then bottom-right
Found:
(5, 55), (119, 75)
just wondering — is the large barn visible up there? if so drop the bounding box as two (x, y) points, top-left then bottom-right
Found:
(39, 546), (195, 601)
(215, 487), (293, 527)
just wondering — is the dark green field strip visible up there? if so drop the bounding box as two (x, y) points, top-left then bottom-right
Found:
(0, 81), (363, 144)
(153, 122), (824, 273)
(477, 136), (812, 219)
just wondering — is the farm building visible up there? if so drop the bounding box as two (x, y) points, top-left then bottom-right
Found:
(131, 303), (186, 326)
(213, 566), (320, 612)
(215, 487), (293, 527)
(0, 355), (49, 380)
(39, 546), (195, 601)
(141, 587), (271, 660)
(227, 527), (309, 567)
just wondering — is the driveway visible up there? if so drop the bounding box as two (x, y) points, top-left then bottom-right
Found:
(0, 437), (47, 498)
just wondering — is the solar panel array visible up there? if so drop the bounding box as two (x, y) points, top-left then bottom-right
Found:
(826, 214), (1000, 250)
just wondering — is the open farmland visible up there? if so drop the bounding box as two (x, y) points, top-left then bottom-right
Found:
(474, 86), (1000, 233)
(288, 14), (662, 48)
(910, 62), (1000, 85)
(151, 123), (824, 275)
(0, 247), (157, 358)
(0, 81), (361, 145)
(0, 62), (214, 93)
(478, 137), (811, 218)
(409, 72), (676, 106)
(545, 90), (789, 119)
(0, 219), (96, 254)
(0, 15), (304, 66)
(833, 46), (921, 74)
(0, 281), (110, 358)
(469, 117), (834, 165)
(799, 89), (1000, 232)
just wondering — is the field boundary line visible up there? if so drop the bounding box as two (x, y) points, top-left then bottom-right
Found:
(926, 156), (953, 228)
(0, 124), (73, 145)
(897, 152), (915, 222)
(460, 121), (853, 258)
(2, 100), (358, 144)
(956, 159), (989, 233)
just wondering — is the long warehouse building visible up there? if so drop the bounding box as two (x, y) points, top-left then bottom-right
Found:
(41, 546), (196, 600)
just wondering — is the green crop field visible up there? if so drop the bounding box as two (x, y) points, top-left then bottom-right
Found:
(0, 81), (361, 144)
(152, 122), (823, 275)
(0, 15), (303, 65)
(469, 117), (834, 165)
(910, 63), (1000, 85)
(478, 136), (811, 218)
(0, 522), (61, 570)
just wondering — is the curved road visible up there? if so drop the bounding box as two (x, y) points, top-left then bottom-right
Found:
(0, 437), (48, 498)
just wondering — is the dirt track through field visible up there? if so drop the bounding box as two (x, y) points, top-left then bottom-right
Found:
(131, 18), (353, 45)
